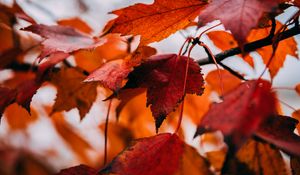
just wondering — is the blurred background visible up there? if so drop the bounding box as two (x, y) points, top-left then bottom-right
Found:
(0, 0), (299, 174)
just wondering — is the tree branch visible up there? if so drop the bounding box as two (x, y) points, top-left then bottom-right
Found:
(197, 25), (300, 65)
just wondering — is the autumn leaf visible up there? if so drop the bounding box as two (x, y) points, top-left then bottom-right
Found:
(247, 21), (298, 78)
(56, 164), (97, 175)
(4, 103), (38, 131)
(22, 24), (106, 60)
(74, 34), (129, 72)
(176, 144), (213, 175)
(0, 87), (16, 118)
(99, 122), (134, 163)
(58, 18), (93, 34)
(207, 21), (298, 78)
(37, 52), (70, 74)
(0, 77), (42, 117)
(104, 0), (207, 45)
(296, 84), (300, 96)
(292, 110), (300, 133)
(255, 115), (300, 156)
(195, 79), (277, 149)
(123, 54), (204, 129)
(0, 3), (23, 68)
(206, 149), (227, 172)
(206, 31), (254, 67)
(50, 68), (97, 119)
(0, 146), (54, 175)
(116, 89), (156, 138)
(184, 86), (212, 124)
(84, 46), (156, 91)
(291, 156), (300, 175)
(198, 0), (280, 45)
(222, 139), (288, 175)
(84, 59), (131, 91)
(101, 133), (212, 175)
(205, 69), (241, 95)
(51, 113), (93, 164)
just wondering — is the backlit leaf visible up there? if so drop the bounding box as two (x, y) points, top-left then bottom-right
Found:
(195, 79), (276, 149)
(123, 54), (204, 129)
(105, 0), (207, 45)
(199, 0), (280, 45)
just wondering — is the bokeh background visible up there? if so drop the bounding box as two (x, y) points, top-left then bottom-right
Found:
(0, 0), (299, 173)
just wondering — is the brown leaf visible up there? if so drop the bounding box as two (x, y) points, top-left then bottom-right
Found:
(50, 68), (97, 119)
(105, 0), (207, 45)
(291, 156), (300, 175)
(223, 139), (288, 175)
(175, 144), (212, 175)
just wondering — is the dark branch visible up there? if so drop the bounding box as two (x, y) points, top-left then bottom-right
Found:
(197, 25), (300, 65)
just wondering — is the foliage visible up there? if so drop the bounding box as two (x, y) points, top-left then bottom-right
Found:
(1, 0), (300, 175)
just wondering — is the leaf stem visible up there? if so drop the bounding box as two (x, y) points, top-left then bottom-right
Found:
(103, 99), (112, 166)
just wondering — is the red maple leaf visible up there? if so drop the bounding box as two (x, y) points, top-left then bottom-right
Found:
(122, 54), (204, 129)
(256, 115), (300, 156)
(195, 79), (277, 149)
(198, 0), (280, 45)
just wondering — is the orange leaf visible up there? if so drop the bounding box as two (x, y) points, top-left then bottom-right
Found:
(205, 69), (241, 95)
(223, 139), (288, 175)
(58, 17), (93, 34)
(51, 113), (92, 164)
(247, 21), (298, 78)
(74, 34), (128, 72)
(206, 149), (227, 172)
(207, 21), (298, 78)
(207, 31), (254, 67)
(4, 103), (38, 131)
(50, 68), (98, 119)
(105, 0), (207, 45)
(184, 86), (212, 124)
(99, 123), (134, 163)
(296, 84), (300, 96)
